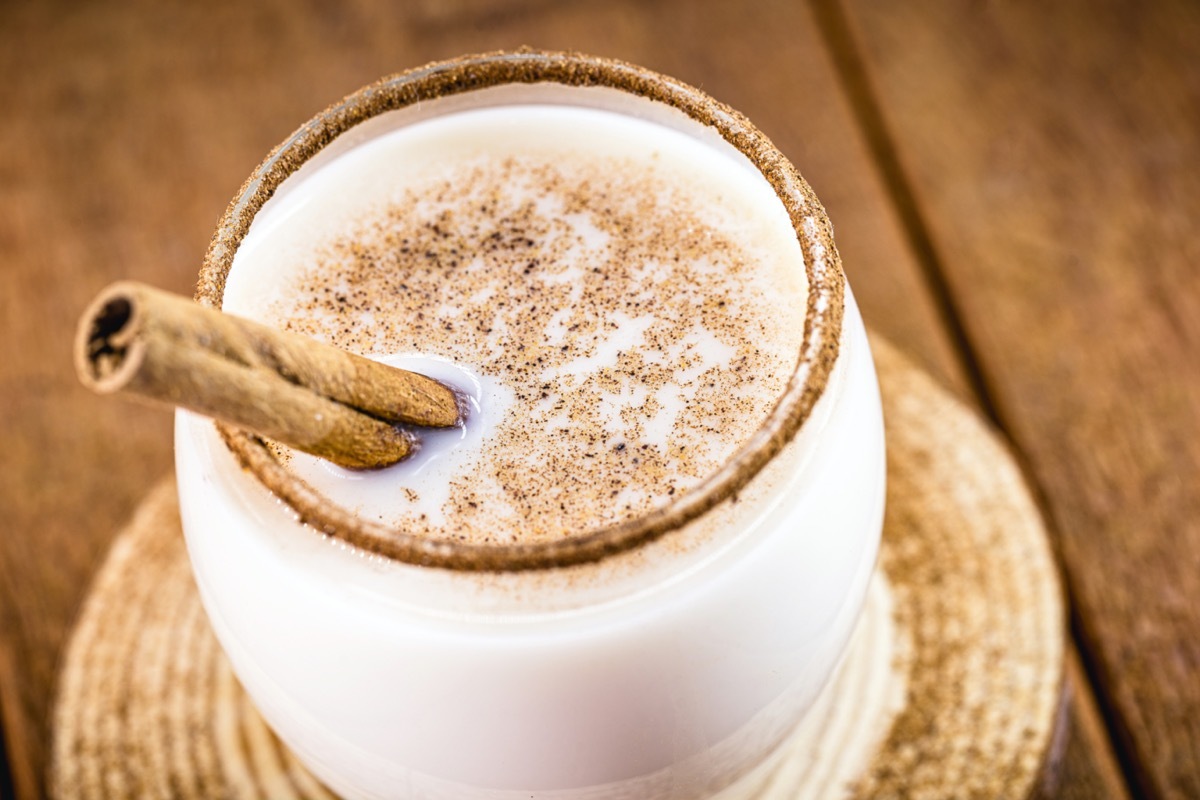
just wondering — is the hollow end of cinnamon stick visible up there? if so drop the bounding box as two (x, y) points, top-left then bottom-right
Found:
(75, 282), (149, 395)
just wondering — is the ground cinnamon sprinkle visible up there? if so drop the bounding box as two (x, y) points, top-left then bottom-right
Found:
(263, 151), (805, 545)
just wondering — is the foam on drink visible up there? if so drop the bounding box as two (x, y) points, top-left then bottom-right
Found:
(224, 104), (808, 546)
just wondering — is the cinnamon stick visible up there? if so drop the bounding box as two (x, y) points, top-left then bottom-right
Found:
(74, 281), (462, 470)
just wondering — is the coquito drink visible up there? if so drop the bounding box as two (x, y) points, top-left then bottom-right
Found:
(224, 103), (808, 546)
(176, 52), (885, 799)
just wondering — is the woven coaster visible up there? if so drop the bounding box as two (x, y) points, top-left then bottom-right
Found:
(49, 338), (1065, 799)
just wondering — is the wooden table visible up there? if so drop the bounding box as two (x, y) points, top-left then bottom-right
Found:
(2, 1), (1195, 797)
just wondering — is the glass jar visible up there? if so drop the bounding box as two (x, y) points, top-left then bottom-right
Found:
(176, 50), (885, 800)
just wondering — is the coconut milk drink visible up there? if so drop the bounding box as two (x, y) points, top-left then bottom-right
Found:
(176, 53), (885, 800)
(224, 103), (809, 546)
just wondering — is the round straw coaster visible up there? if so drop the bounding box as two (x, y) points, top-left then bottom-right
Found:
(50, 337), (1065, 800)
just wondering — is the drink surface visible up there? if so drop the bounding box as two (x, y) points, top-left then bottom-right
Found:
(225, 104), (808, 545)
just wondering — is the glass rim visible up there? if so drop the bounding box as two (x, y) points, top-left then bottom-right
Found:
(196, 49), (845, 572)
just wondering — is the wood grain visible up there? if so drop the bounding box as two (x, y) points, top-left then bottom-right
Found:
(0, 0), (1115, 795)
(834, 1), (1200, 797)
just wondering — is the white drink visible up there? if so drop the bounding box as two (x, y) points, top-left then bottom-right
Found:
(177, 60), (884, 800)
(224, 104), (808, 546)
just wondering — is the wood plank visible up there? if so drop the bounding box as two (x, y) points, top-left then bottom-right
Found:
(0, 0), (1051, 794)
(809, 3), (1134, 797)
(834, 1), (1200, 797)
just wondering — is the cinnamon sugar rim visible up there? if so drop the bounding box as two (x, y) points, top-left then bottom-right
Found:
(196, 49), (845, 572)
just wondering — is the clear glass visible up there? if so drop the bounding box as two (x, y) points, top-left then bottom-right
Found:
(176, 51), (885, 799)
